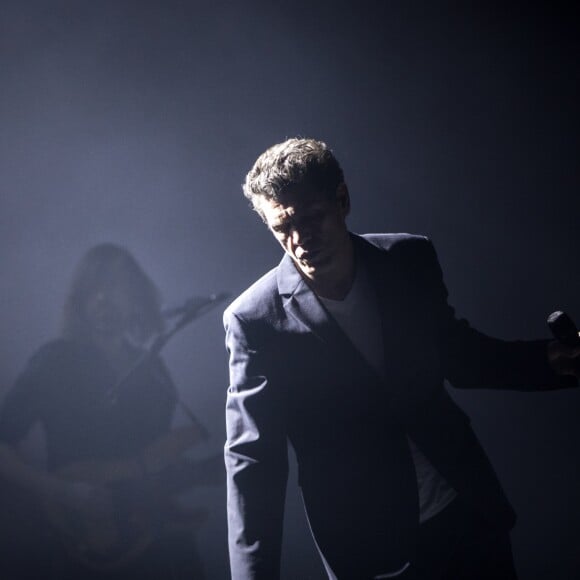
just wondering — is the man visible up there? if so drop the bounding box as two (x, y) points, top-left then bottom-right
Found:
(223, 138), (579, 579)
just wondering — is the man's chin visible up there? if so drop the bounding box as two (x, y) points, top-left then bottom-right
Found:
(291, 257), (314, 276)
(296, 259), (329, 280)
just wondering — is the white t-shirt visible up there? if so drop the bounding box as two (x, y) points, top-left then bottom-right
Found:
(319, 263), (457, 526)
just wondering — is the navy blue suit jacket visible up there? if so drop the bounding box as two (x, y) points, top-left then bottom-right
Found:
(224, 233), (572, 579)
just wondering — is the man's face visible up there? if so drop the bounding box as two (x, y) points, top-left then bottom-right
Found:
(257, 184), (351, 283)
(84, 267), (135, 339)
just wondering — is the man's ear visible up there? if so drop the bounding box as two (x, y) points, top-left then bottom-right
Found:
(336, 183), (351, 217)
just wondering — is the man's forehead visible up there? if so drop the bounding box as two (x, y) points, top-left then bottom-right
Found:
(260, 190), (329, 216)
(279, 184), (329, 203)
(258, 200), (292, 228)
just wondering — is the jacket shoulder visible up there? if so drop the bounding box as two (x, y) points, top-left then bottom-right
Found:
(359, 232), (438, 264)
(360, 232), (430, 251)
(223, 267), (281, 325)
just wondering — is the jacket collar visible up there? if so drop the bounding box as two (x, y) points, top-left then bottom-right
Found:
(276, 232), (389, 295)
(276, 249), (334, 343)
(275, 233), (424, 409)
(275, 233), (388, 345)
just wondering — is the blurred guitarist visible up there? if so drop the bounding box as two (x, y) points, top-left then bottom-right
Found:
(0, 243), (208, 579)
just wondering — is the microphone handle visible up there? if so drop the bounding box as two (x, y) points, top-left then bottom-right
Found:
(547, 310), (580, 347)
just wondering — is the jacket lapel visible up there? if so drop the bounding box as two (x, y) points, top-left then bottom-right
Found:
(276, 248), (388, 410)
(354, 235), (433, 411)
(275, 235), (410, 360)
(352, 235), (404, 348)
(275, 241), (391, 380)
(276, 252), (340, 345)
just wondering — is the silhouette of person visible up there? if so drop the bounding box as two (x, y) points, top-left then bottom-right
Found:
(0, 243), (206, 579)
(224, 138), (579, 580)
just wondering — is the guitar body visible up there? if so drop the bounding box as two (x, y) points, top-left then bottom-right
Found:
(38, 427), (222, 572)
(42, 466), (157, 572)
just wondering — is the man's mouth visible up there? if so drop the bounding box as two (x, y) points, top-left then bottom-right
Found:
(298, 248), (319, 261)
(298, 248), (327, 269)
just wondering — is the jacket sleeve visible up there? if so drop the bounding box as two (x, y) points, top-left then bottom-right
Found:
(417, 238), (578, 391)
(224, 309), (288, 580)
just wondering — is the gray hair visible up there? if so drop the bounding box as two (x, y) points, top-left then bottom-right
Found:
(243, 138), (345, 219)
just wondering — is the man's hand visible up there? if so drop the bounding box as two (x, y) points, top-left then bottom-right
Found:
(547, 337), (580, 379)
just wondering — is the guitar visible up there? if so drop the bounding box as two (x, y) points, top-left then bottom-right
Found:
(41, 425), (224, 571)
(40, 295), (230, 571)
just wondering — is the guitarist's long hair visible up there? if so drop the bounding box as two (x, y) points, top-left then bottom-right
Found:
(61, 243), (164, 344)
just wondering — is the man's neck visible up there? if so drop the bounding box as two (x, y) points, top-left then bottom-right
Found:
(304, 238), (355, 301)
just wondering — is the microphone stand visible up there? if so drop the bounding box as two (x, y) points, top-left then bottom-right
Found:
(106, 293), (230, 437)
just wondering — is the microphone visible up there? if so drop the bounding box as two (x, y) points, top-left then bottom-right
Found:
(163, 293), (230, 319)
(108, 292), (231, 404)
(547, 310), (580, 347)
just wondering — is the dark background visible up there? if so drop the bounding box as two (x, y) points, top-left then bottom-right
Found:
(0, 1), (578, 578)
